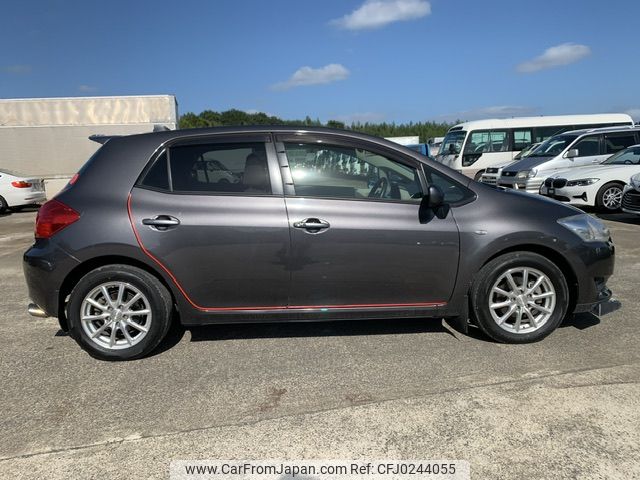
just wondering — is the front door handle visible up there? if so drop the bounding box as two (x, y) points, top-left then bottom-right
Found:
(293, 218), (330, 233)
(142, 215), (180, 230)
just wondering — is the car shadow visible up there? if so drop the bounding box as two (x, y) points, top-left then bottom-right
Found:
(560, 312), (601, 330)
(595, 211), (640, 225)
(0, 205), (41, 217)
(183, 317), (459, 345)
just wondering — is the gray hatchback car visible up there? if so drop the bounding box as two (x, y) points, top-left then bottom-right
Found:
(24, 127), (619, 360)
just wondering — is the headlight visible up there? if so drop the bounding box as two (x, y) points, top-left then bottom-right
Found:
(527, 168), (538, 178)
(515, 170), (529, 179)
(566, 178), (599, 187)
(558, 214), (610, 242)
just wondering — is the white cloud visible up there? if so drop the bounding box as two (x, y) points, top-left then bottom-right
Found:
(78, 85), (98, 93)
(438, 105), (538, 122)
(272, 64), (350, 91)
(517, 43), (591, 73)
(331, 0), (431, 30)
(2, 65), (32, 74)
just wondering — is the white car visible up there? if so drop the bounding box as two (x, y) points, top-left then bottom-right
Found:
(621, 172), (640, 215)
(0, 169), (46, 213)
(539, 144), (640, 211)
(480, 142), (542, 185)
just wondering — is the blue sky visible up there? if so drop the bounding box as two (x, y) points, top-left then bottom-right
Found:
(1, 0), (639, 123)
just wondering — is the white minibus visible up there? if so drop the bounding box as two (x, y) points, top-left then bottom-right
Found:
(434, 114), (634, 179)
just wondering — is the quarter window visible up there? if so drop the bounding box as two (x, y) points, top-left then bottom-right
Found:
(169, 142), (271, 194)
(140, 151), (170, 191)
(283, 142), (423, 202)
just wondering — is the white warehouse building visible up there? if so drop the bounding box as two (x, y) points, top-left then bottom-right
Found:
(0, 95), (178, 197)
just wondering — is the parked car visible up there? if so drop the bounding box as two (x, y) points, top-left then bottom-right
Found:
(539, 144), (640, 211)
(0, 169), (46, 213)
(24, 127), (619, 360)
(621, 172), (640, 215)
(498, 126), (640, 193)
(480, 143), (541, 185)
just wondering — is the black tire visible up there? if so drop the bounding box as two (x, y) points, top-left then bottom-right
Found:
(595, 181), (624, 212)
(67, 265), (173, 361)
(470, 252), (569, 343)
(0, 195), (8, 214)
(473, 170), (485, 182)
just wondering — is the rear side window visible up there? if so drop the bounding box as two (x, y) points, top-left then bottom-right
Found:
(604, 133), (637, 154)
(140, 143), (271, 195)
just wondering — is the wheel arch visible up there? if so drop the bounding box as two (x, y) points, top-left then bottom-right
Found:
(57, 255), (177, 331)
(482, 244), (578, 315)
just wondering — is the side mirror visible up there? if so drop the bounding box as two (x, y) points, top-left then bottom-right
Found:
(565, 149), (579, 159)
(419, 185), (447, 223)
(423, 185), (445, 208)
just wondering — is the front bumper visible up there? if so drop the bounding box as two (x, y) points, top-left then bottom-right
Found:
(539, 185), (593, 206)
(574, 285), (621, 316)
(498, 176), (544, 194)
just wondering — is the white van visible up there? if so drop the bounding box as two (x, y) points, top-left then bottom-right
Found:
(435, 114), (634, 179)
(498, 126), (640, 194)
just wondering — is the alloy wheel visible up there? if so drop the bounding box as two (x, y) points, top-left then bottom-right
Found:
(488, 267), (556, 334)
(80, 282), (152, 350)
(602, 186), (623, 210)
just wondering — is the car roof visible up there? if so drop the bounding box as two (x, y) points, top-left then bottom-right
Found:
(561, 125), (640, 136)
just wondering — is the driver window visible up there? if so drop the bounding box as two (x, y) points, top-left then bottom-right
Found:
(283, 142), (423, 202)
(572, 136), (600, 157)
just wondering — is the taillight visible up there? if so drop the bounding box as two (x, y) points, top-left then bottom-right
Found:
(11, 181), (32, 188)
(35, 200), (80, 239)
(69, 173), (79, 185)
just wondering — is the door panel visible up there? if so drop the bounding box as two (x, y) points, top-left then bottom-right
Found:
(129, 188), (290, 309)
(285, 197), (460, 307)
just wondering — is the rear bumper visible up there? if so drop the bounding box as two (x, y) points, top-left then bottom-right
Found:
(23, 240), (79, 318)
(15, 192), (47, 206)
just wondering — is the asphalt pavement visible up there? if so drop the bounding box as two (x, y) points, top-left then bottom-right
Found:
(0, 207), (638, 479)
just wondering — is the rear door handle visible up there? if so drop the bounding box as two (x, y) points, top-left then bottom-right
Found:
(293, 218), (330, 233)
(142, 215), (180, 230)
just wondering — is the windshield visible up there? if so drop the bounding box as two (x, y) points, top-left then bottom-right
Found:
(603, 145), (640, 165)
(527, 134), (579, 157)
(438, 130), (466, 155)
(513, 142), (541, 160)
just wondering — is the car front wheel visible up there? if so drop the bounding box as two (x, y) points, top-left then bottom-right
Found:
(471, 252), (569, 343)
(67, 265), (173, 360)
(596, 182), (624, 212)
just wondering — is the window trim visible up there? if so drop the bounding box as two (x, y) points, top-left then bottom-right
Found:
(275, 133), (427, 205)
(135, 133), (282, 197)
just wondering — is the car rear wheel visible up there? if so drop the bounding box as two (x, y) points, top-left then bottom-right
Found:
(471, 252), (569, 343)
(67, 265), (172, 361)
(0, 195), (8, 214)
(596, 182), (624, 212)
